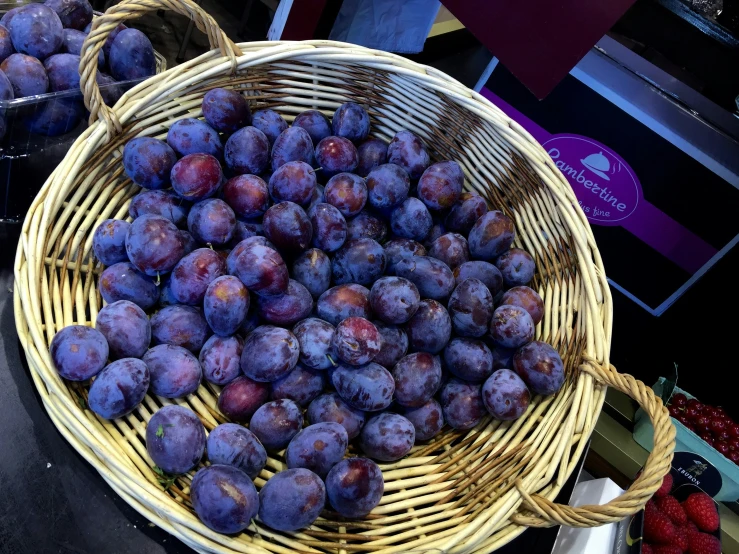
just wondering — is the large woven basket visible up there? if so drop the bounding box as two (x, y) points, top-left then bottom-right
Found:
(13, 1), (676, 552)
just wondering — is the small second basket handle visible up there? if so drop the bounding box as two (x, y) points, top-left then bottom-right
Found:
(78, 0), (242, 137)
(511, 356), (676, 528)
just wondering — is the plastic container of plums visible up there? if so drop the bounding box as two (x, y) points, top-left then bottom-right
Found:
(0, 64), (166, 155)
(0, 0), (166, 222)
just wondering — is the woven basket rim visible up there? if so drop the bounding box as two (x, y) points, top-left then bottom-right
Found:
(13, 34), (675, 554)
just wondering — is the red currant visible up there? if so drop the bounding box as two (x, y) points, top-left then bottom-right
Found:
(671, 393), (688, 408)
(684, 406), (701, 421)
(695, 415), (711, 434)
(716, 430), (731, 442)
(713, 441), (731, 456)
(686, 399), (702, 411)
(716, 441), (731, 456)
(710, 418), (727, 435)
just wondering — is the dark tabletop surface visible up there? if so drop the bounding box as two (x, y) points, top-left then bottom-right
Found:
(0, 220), (578, 554)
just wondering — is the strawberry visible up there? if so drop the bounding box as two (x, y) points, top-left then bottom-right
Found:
(653, 546), (683, 554)
(643, 544), (654, 554)
(657, 495), (688, 526)
(645, 507), (677, 544)
(682, 493), (720, 532)
(669, 525), (689, 552)
(656, 474), (674, 497)
(687, 531), (721, 554)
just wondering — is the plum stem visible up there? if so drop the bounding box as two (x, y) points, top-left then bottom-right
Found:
(155, 272), (161, 286)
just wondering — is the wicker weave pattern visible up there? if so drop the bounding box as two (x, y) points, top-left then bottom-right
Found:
(15, 3), (674, 552)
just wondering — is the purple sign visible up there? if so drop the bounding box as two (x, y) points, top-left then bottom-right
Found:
(480, 88), (717, 275)
(543, 135), (639, 224)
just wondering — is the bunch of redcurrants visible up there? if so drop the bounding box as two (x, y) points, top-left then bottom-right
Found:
(668, 393), (739, 465)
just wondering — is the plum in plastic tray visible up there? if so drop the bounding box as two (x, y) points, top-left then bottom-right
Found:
(0, 5), (167, 222)
(0, 51), (167, 158)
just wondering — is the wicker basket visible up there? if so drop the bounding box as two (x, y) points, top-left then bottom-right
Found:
(13, 1), (676, 552)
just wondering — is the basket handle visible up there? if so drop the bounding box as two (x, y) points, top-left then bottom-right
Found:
(511, 356), (676, 528)
(78, 0), (243, 137)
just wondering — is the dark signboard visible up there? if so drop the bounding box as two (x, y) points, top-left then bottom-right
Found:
(482, 66), (739, 315)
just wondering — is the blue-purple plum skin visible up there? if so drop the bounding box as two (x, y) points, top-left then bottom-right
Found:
(206, 423), (267, 479)
(258, 468), (325, 531)
(87, 358), (150, 419)
(145, 405), (206, 474)
(50, 325), (109, 381)
(191, 464), (259, 534)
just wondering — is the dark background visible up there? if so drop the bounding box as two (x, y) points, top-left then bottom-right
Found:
(480, 65), (739, 415)
(485, 65), (739, 309)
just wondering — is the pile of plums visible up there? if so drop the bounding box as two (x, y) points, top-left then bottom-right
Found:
(0, 0), (156, 138)
(49, 90), (566, 535)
